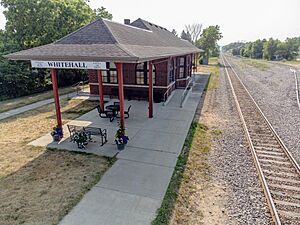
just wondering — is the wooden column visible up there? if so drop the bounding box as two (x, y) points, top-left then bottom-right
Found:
(116, 63), (125, 130)
(97, 70), (104, 111)
(148, 61), (153, 118)
(50, 68), (62, 129)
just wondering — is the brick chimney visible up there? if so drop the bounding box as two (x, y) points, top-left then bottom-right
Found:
(124, 19), (130, 25)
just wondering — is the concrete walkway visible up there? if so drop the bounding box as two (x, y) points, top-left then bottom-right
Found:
(0, 92), (77, 121)
(49, 74), (210, 225)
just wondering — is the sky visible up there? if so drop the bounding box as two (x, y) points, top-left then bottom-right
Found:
(0, 0), (299, 46)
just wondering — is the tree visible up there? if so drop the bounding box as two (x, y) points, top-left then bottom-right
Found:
(282, 37), (299, 60)
(171, 29), (178, 36)
(185, 23), (202, 44)
(196, 25), (222, 59)
(1, 0), (112, 50)
(94, 6), (112, 20)
(0, 0), (112, 99)
(251, 39), (264, 59)
(263, 38), (279, 60)
(222, 41), (245, 52)
(180, 30), (192, 43)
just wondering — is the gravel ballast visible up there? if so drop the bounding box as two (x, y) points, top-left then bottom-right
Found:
(226, 56), (300, 165)
(200, 60), (272, 224)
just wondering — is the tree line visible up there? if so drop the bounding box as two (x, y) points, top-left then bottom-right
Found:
(223, 37), (300, 61)
(0, 0), (112, 100)
(172, 24), (223, 64)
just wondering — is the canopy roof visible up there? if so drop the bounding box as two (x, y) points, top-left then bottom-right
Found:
(5, 18), (201, 63)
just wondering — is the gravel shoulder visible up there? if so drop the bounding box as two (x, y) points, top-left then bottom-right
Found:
(203, 61), (271, 224)
(169, 59), (271, 224)
(227, 55), (300, 165)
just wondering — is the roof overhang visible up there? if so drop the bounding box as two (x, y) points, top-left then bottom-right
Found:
(5, 44), (201, 64)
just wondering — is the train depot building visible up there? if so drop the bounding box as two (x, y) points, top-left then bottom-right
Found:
(6, 18), (201, 129)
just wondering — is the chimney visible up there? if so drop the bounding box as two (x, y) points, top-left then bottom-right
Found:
(124, 19), (130, 25)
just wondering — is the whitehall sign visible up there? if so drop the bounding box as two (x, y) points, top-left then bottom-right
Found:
(31, 60), (106, 70)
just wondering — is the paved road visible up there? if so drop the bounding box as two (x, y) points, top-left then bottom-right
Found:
(0, 92), (77, 121)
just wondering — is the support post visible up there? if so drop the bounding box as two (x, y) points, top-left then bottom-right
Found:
(195, 53), (198, 72)
(148, 61), (153, 118)
(116, 63), (125, 130)
(50, 68), (62, 129)
(97, 70), (104, 111)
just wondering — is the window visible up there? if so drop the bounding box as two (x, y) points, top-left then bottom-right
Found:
(179, 57), (185, 78)
(168, 59), (175, 83)
(136, 63), (145, 85)
(186, 56), (191, 77)
(135, 62), (156, 85)
(102, 70), (108, 83)
(101, 62), (118, 83)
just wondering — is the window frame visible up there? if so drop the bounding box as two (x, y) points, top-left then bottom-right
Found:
(101, 62), (118, 84)
(178, 56), (186, 79)
(135, 62), (156, 85)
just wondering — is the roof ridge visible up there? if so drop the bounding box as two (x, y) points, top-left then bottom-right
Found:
(116, 43), (138, 58)
(54, 19), (101, 44)
(103, 18), (152, 33)
(54, 18), (118, 44)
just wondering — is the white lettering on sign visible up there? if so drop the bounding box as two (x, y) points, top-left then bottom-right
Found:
(31, 61), (106, 69)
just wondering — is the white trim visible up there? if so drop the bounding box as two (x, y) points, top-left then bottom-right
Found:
(176, 76), (190, 81)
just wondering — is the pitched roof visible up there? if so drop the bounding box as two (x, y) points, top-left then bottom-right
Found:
(5, 18), (200, 63)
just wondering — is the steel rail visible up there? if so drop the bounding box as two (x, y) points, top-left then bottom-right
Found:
(224, 55), (300, 173)
(221, 54), (282, 225)
(290, 68), (300, 111)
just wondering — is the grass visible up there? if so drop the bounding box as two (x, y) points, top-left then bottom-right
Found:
(240, 58), (271, 70)
(278, 60), (300, 69)
(152, 122), (214, 225)
(0, 84), (89, 113)
(0, 98), (111, 225)
(152, 57), (223, 224)
(152, 122), (201, 225)
(198, 57), (220, 90)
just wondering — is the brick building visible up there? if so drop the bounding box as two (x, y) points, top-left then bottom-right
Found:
(6, 18), (201, 128)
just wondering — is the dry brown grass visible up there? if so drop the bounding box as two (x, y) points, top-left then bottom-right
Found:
(0, 99), (110, 225)
(169, 57), (229, 225)
(0, 84), (89, 113)
(197, 57), (220, 90)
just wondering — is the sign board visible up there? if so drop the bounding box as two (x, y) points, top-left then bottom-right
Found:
(31, 60), (106, 70)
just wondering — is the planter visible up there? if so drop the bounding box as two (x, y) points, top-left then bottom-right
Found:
(116, 143), (126, 150)
(52, 134), (62, 142)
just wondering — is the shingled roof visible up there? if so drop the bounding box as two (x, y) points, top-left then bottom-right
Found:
(5, 18), (200, 63)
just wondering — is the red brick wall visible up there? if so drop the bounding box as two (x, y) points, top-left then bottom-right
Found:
(89, 56), (192, 101)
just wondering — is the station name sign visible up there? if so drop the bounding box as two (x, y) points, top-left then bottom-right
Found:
(31, 60), (106, 70)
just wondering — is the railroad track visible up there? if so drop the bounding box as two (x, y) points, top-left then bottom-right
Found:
(221, 54), (300, 225)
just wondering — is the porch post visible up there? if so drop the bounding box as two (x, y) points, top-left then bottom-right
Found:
(195, 52), (198, 72)
(116, 63), (125, 130)
(50, 68), (62, 129)
(97, 70), (104, 111)
(148, 61), (153, 118)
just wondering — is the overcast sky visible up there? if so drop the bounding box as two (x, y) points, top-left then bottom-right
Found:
(0, 0), (299, 46)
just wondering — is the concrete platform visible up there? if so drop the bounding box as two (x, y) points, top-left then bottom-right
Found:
(29, 74), (210, 225)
